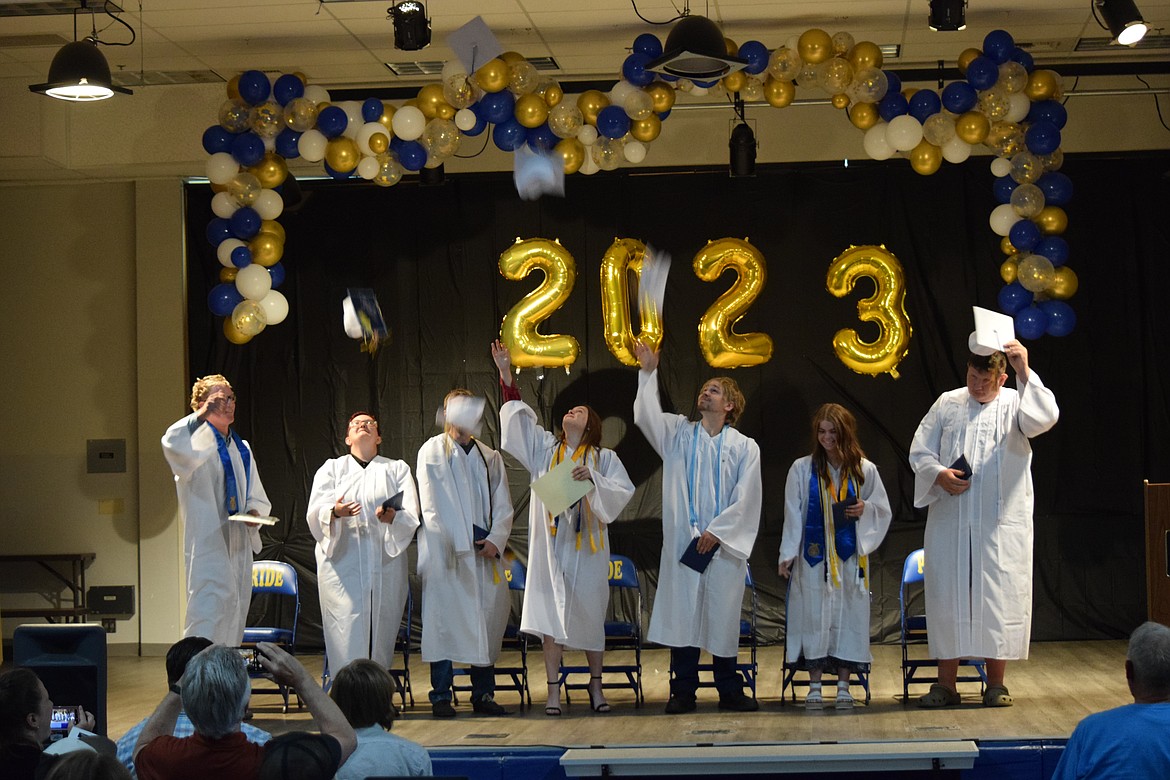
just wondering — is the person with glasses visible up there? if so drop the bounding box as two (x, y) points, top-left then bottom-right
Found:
(307, 412), (421, 676)
(162, 375), (271, 645)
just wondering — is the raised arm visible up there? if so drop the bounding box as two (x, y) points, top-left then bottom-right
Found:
(257, 642), (356, 763)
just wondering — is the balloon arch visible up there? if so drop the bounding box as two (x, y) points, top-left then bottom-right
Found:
(199, 26), (1076, 374)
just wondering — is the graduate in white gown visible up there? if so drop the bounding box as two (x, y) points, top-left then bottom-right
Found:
(492, 341), (635, 716)
(779, 403), (892, 710)
(909, 340), (1059, 708)
(161, 375), (271, 645)
(633, 341), (762, 714)
(307, 412), (421, 677)
(416, 389), (515, 718)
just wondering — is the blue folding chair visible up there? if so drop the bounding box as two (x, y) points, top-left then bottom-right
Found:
(242, 560), (300, 712)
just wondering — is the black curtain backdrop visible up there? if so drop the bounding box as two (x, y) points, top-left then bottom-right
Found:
(183, 153), (1170, 652)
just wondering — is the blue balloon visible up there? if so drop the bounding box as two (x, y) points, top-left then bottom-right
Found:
(908, 89), (942, 123)
(657, 109), (671, 121)
(323, 161), (353, 180)
(632, 33), (663, 59)
(942, 81), (978, 113)
(1009, 47), (1035, 73)
(1034, 236), (1069, 266)
(993, 175), (1017, 204)
(966, 56), (999, 91)
(597, 105), (631, 139)
(884, 70), (902, 96)
(316, 106), (348, 139)
(622, 52), (655, 87)
(230, 132), (265, 166)
(526, 123), (558, 151)
(361, 98), (383, 123)
(1027, 99), (1067, 129)
(206, 218), (232, 247)
(1014, 305), (1048, 340)
(492, 119), (527, 152)
(268, 262), (286, 289)
(997, 281), (1034, 315)
(461, 109), (488, 137)
(1009, 219), (1041, 252)
(1025, 120), (1061, 155)
(739, 40), (770, 75)
(237, 70), (270, 105)
(229, 207), (261, 240)
(231, 245), (253, 268)
(397, 140), (427, 171)
(983, 30), (1015, 64)
(878, 92), (909, 122)
(479, 90), (515, 125)
(202, 125), (235, 155)
(658, 72), (679, 83)
(389, 135), (405, 154)
(1039, 300), (1076, 337)
(275, 128), (302, 159)
(208, 283), (244, 317)
(693, 79), (718, 89)
(1037, 172), (1074, 206)
(272, 74), (304, 106)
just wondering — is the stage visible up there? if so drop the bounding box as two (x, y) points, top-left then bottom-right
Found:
(101, 640), (1128, 778)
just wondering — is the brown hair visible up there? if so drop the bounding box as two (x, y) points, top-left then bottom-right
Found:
(559, 406), (602, 450)
(44, 752), (132, 780)
(708, 376), (745, 427)
(329, 659), (397, 730)
(809, 403), (866, 487)
(0, 668), (43, 744)
(347, 411), (378, 427)
(967, 351), (1007, 376)
(189, 374), (231, 411)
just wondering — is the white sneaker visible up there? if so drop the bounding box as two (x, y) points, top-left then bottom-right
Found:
(835, 689), (855, 710)
(805, 690), (823, 710)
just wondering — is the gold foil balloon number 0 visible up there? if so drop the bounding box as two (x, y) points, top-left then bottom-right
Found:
(499, 238), (581, 369)
(826, 245), (912, 378)
(599, 238), (664, 366)
(693, 238), (774, 369)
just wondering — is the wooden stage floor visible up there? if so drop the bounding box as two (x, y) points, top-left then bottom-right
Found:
(102, 641), (1128, 750)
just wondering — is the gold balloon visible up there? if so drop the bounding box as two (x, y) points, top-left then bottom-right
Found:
(1035, 205), (1068, 235)
(577, 90), (610, 126)
(498, 238), (580, 369)
(1048, 266), (1078, 300)
(1025, 69), (1059, 101)
(1000, 236), (1017, 256)
(832, 93), (850, 109)
(500, 50), (524, 65)
(249, 153), (288, 189)
(722, 70), (748, 94)
(798, 28), (833, 65)
(416, 83), (447, 120)
(514, 93), (549, 128)
(902, 87), (918, 101)
(909, 139), (943, 176)
(210, 182), (228, 194)
(220, 267), (239, 283)
(401, 98), (419, 110)
(543, 82), (564, 107)
(554, 138), (584, 174)
(763, 76), (795, 108)
(693, 238), (774, 369)
(249, 233), (284, 267)
(955, 110), (991, 144)
(1000, 257), (1019, 284)
(260, 219), (285, 243)
(223, 316), (252, 345)
(476, 58), (509, 93)
(957, 48), (982, 75)
(646, 82), (675, 113)
(827, 245), (912, 378)
(724, 37), (739, 57)
(377, 102), (396, 132)
(599, 238), (665, 365)
(325, 137), (360, 172)
(848, 41), (883, 71)
(369, 133), (389, 154)
(226, 74), (241, 100)
(630, 114), (662, 142)
(849, 102), (878, 130)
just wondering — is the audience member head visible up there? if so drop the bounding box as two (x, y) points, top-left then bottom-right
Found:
(0, 667), (50, 747)
(180, 645), (249, 739)
(165, 636), (213, 687)
(259, 732), (342, 780)
(43, 751), (132, 780)
(1126, 621), (1170, 702)
(329, 659), (397, 730)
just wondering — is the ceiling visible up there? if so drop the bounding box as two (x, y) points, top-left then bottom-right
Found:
(0, 0), (1167, 93)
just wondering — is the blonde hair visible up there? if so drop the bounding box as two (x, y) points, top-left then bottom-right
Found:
(189, 374), (231, 411)
(709, 376), (745, 427)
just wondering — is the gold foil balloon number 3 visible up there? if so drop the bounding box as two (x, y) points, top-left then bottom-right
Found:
(694, 238), (774, 369)
(499, 238), (580, 369)
(826, 245), (911, 379)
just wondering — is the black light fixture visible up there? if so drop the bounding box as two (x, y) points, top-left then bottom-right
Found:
(928, 0), (967, 31)
(646, 14), (747, 81)
(1094, 0), (1149, 45)
(419, 163), (445, 186)
(389, 1), (431, 51)
(29, 2), (134, 101)
(729, 97), (756, 177)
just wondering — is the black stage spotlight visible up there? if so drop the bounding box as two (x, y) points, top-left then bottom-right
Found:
(928, 0), (967, 31)
(419, 163), (445, 186)
(729, 122), (756, 177)
(1095, 0), (1149, 45)
(390, 1), (431, 51)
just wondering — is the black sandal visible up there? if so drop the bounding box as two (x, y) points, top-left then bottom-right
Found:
(588, 674), (611, 713)
(545, 680), (562, 716)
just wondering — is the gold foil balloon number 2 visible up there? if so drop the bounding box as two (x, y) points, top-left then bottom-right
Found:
(826, 245), (912, 379)
(499, 238), (580, 369)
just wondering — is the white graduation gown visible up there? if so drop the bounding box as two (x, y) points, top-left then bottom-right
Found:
(307, 454), (421, 672)
(500, 400), (635, 651)
(416, 433), (514, 665)
(634, 368), (763, 658)
(909, 372), (1059, 660)
(161, 413), (271, 645)
(779, 456), (892, 665)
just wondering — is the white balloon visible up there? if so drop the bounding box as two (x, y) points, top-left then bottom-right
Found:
(357, 156), (380, 180)
(690, 85), (709, 96)
(254, 189), (284, 220)
(454, 108), (477, 131)
(441, 59), (468, 82)
(1005, 91), (1031, 123)
(863, 122), (895, 160)
(623, 140), (647, 163)
(262, 135), (276, 152)
(217, 238), (246, 268)
(236, 263), (273, 301)
(941, 136), (972, 164)
(579, 150), (600, 175)
(206, 152), (239, 185)
(355, 121), (391, 156)
(258, 290), (289, 325)
(885, 114), (924, 152)
(391, 106), (425, 141)
(608, 79), (638, 107)
(298, 129), (328, 162)
(989, 202), (1022, 236)
(577, 124), (598, 146)
(339, 101), (363, 139)
(303, 84), (330, 105)
(211, 191), (239, 218)
(990, 156), (1013, 177)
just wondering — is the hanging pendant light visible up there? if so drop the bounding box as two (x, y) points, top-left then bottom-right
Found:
(645, 14), (746, 81)
(30, 37), (132, 101)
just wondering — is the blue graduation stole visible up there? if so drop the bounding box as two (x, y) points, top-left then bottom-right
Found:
(211, 424), (250, 514)
(802, 468), (857, 569)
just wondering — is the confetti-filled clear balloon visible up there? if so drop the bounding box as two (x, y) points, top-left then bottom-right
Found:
(922, 113), (957, 146)
(1017, 253), (1055, 293)
(372, 153), (404, 187)
(831, 31), (855, 56)
(1010, 150), (1044, 184)
(227, 172), (262, 207)
(622, 89), (654, 121)
(283, 97), (318, 132)
(421, 118), (461, 158)
(768, 47), (802, 80)
(219, 99), (251, 133)
(978, 85), (1010, 120)
(231, 299), (268, 337)
(591, 136), (623, 170)
(795, 63), (822, 89)
(1040, 149), (1064, 171)
(1010, 183), (1046, 217)
(852, 67), (889, 104)
(508, 61), (540, 94)
(820, 57), (854, 94)
(999, 61), (1029, 93)
(443, 76), (476, 109)
(741, 77), (764, 102)
(249, 101), (284, 138)
(549, 102), (584, 138)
